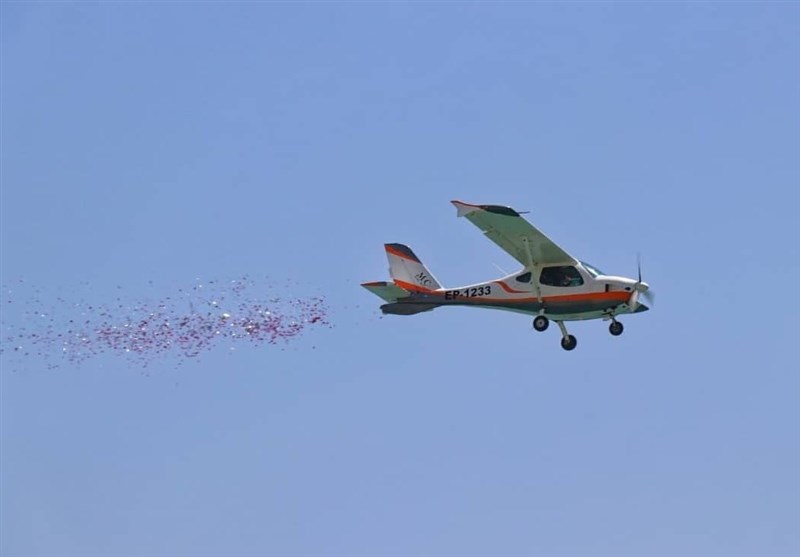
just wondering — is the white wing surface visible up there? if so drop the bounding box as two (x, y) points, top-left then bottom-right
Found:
(451, 200), (578, 267)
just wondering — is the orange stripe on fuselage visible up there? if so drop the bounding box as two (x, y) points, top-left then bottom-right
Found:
(493, 281), (529, 294)
(419, 290), (630, 305)
(543, 291), (630, 304)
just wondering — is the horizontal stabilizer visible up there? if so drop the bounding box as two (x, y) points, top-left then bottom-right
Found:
(361, 281), (411, 303)
(380, 302), (439, 316)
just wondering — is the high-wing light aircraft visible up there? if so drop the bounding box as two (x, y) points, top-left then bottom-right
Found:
(362, 200), (653, 351)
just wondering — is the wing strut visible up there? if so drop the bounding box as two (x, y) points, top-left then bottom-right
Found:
(522, 237), (544, 305)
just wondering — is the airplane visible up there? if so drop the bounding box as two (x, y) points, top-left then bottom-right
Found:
(362, 200), (653, 351)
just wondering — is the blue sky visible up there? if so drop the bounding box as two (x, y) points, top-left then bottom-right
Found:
(2, 2), (799, 556)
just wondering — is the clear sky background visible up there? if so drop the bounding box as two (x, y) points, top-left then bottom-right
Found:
(2, 2), (799, 556)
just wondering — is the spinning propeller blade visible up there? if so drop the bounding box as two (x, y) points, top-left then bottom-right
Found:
(637, 252), (642, 283)
(628, 289), (640, 311)
(633, 253), (655, 307)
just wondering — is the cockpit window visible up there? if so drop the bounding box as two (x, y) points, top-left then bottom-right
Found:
(540, 266), (584, 287)
(515, 272), (532, 283)
(580, 262), (605, 278)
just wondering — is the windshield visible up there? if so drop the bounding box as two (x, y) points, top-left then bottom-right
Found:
(581, 261), (605, 277)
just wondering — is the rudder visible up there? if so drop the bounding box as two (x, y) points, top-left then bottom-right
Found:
(384, 243), (442, 292)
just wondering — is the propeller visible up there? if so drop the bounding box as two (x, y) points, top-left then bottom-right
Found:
(637, 253), (642, 283)
(630, 253), (655, 309)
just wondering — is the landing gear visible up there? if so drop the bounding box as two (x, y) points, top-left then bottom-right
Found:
(560, 334), (577, 351)
(533, 315), (549, 332)
(609, 320), (624, 336)
(556, 321), (577, 351)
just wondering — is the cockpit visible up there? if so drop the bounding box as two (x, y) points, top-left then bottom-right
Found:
(540, 266), (584, 287)
(513, 262), (606, 288)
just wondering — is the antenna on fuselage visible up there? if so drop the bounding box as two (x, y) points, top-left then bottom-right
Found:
(492, 263), (509, 276)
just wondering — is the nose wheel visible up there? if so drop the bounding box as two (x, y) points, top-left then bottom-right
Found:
(534, 315), (626, 350)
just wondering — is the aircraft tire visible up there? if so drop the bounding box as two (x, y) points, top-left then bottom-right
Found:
(533, 316), (549, 332)
(609, 321), (624, 336)
(560, 335), (577, 351)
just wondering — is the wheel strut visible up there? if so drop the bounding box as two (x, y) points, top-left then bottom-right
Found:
(556, 321), (577, 351)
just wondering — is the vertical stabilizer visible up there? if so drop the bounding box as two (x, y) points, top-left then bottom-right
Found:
(384, 243), (442, 291)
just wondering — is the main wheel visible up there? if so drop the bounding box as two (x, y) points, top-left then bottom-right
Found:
(560, 334), (577, 351)
(533, 315), (549, 332)
(609, 321), (624, 336)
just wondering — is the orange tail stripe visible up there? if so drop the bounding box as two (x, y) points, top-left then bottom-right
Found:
(393, 280), (434, 293)
(385, 245), (419, 262)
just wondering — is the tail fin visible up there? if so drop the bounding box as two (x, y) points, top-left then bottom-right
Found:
(384, 243), (442, 292)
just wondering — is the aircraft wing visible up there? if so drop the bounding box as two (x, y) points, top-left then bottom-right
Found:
(451, 200), (578, 267)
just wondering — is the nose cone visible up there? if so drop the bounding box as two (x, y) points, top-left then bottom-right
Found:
(635, 281), (650, 293)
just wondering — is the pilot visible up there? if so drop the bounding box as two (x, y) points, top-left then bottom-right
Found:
(560, 269), (573, 287)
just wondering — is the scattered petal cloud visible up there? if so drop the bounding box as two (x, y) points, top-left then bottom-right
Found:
(1, 277), (329, 370)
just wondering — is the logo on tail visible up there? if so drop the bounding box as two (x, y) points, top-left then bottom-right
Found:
(384, 243), (442, 291)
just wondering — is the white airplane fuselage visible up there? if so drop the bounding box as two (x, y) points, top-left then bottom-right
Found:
(399, 263), (649, 321)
